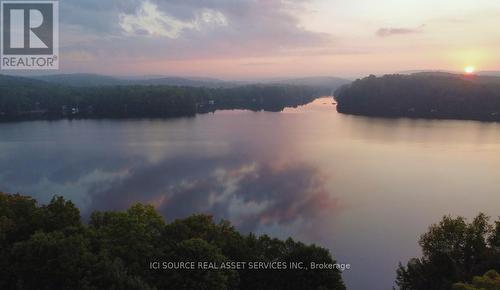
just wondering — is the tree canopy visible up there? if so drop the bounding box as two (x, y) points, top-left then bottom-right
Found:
(0, 192), (346, 290)
(453, 270), (500, 290)
(396, 214), (500, 290)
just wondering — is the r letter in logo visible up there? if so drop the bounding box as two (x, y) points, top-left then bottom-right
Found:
(1, 0), (59, 70)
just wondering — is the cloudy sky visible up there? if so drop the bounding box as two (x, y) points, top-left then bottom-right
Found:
(58, 0), (500, 78)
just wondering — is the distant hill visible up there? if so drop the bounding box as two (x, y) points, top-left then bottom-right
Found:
(0, 74), (65, 96)
(398, 70), (500, 84)
(32, 73), (124, 87)
(397, 69), (458, 75)
(133, 76), (231, 88)
(23, 74), (351, 92)
(335, 73), (500, 122)
(0, 74), (52, 88)
(477, 71), (500, 77)
(31, 73), (232, 88)
(410, 71), (500, 85)
(267, 76), (351, 93)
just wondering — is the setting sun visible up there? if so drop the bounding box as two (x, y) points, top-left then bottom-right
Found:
(464, 66), (476, 74)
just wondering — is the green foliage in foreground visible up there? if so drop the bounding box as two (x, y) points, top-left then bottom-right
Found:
(0, 192), (345, 290)
(453, 270), (500, 290)
(396, 214), (500, 290)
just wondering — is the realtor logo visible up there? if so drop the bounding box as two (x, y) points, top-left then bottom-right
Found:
(1, 0), (59, 70)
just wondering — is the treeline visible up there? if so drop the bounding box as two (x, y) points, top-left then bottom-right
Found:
(0, 75), (319, 121)
(335, 74), (500, 122)
(0, 192), (345, 290)
(396, 213), (500, 290)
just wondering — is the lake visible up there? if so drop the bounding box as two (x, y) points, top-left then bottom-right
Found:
(1, 97), (500, 290)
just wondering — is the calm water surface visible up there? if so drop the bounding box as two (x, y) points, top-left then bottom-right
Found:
(1, 97), (500, 290)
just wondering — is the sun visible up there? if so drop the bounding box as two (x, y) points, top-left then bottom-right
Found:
(464, 66), (476, 74)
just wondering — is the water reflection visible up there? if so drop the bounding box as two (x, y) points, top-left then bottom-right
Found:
(339, 114), (500, 146)
(86, 151), (339, 232)
(2, 98), (500, 290)
(0, 122), (341, 233)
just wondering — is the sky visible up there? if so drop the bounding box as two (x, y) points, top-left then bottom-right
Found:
(54, 0), (500, 78)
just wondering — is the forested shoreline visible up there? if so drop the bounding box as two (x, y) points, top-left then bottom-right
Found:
(0, 75), (321, 121)
(335, 74), (500, 122)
